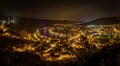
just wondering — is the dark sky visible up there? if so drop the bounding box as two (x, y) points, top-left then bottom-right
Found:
(0, 0), (120, 21)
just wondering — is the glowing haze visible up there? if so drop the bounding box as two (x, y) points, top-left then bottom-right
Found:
(0, 0), (120, 21)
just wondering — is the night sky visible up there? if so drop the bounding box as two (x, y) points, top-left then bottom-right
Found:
(0, 0), (120, 21)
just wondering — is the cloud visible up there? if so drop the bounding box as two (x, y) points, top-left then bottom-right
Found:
(0, 1), (119, 21)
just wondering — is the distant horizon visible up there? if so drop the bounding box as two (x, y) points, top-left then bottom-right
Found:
(1, 12), (120, 23)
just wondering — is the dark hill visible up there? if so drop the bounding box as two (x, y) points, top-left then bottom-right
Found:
(81, 17), (120, 25)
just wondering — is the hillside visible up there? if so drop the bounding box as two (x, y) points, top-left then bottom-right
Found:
(81, 17), (120, 25)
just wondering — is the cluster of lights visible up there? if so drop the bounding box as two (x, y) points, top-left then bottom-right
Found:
(0, 21), (120, 62)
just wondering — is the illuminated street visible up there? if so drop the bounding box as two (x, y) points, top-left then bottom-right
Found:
(0, 20), (120, 62)
(0, 1), (120, 65)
